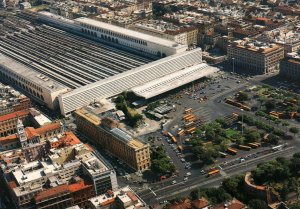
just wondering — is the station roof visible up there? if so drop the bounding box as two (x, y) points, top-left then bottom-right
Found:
(0, 54), (68, 92)
(131, 63), (219, 99)
(59, 49), (203, 115)
(75, 17), (186, 49)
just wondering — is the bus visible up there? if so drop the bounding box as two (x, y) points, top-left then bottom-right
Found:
(184, 122), (195, 128)
(171, 136), (177, 143)
(185, 116), (195, 122)
(182, 114), (192, 120)
(167, 132), (173, 138)
(253, 142), (261, 147)
(248, 143), (260, 148)
(238, 145), (251, 151)
(219, 151), (227, 158)
(185, 108), (193, 114)
(186, 127), (196, 134)
(177, 145), (183, 152)
(227, 148), (238, 155)
(177, 130), (185, 136)
(207, 169), (220, 177)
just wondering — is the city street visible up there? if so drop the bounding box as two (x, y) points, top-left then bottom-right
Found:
(138, 146), (296, 206)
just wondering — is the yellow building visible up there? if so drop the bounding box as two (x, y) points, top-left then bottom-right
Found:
(228, 39), (284, 74)
(74, 108), (151, 171)
(0, 109), (31, 137)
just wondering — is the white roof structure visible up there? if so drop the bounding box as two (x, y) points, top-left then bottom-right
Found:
(58, 49), (203, 116)
(75, 17), (185, 49)
(34, 114), (51, 127)
(0, 54), (68, 92)
(131, 63), (219, 99)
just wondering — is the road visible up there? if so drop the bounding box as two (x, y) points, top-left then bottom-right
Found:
(138, 146), (296, 206)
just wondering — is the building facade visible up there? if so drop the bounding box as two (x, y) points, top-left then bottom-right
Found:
(280, 52), (300, 81)
(0, 109), (31, 137)
(227, 39), (284, 74)
(74, 108), (151, 171)
(0, 54), (70, 110)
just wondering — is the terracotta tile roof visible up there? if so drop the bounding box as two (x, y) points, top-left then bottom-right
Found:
(192, 198), (210, 209)
(8, 181), (17, 189)
(35, 184), (69, 202)
(68, 180), (92, 193)
(35, 122), (61, 134)
(167, 199), (192, 209)
(212, 199), (245, 209)
(60, 132), (81, 146)
(0, 110), (30, 123)
(0, 134), (18, 145)
(127, 191), (138, 202)
(25, 127), (39, 139)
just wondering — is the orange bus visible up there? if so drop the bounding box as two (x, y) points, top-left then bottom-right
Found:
(185, 108), (193, 114)
(186, 127), (196, 134)
(171, 136), (177, 143)
(207, 169), (220, 177)
(238, 145), (251, 151)
(177, 130), (185, 136)
(227, 148), (238, 155)
(248, 143), (259, 148)
(182, 114), (192, 120)
(185, 116), (195, 122)
(177, 145), (183, 152)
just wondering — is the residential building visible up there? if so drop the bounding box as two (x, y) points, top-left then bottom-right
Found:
(74, 108), (151, 171)
(34, 179), (95, 209)
(131, 20), (198, 46)
(0, 83), (31, 116)
(0, 143), (117, 209)
(34, 184), (73, 209)
(227, 39), (284, 74)
(212, 198), (246, 209)
(88, 186), (149, 209)
(280, 52), (300, 81)
(0, 109), (31, 137)
(0, 121), (62, 156)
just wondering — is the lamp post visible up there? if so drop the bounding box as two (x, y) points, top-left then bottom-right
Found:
(241, 109), (244, 134)
(232, 58), (235, 74)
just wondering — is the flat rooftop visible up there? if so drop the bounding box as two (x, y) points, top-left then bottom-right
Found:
(0, 54), (68, 92)
(75, 17), (186, 49)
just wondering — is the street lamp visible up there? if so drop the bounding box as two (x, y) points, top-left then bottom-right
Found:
(232, 58), (235, 74)
(241, 109), (244, 134)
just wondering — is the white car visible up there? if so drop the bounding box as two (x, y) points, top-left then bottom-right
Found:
(171, 180), (177, 185)
(183, 177), (188, 181)
(185, 172), (191, 176)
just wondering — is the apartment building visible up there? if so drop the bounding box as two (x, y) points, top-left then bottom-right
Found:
(0, 143), (117, 209)
(280, 52), (300, 81)
(0, 83), (31, 116)
(227, 39), (284, 74)
(0, 109), (31, 137)
(131, 20), (198, 46)
(88, 186), (149, 209)
(74, 108), (151, 171)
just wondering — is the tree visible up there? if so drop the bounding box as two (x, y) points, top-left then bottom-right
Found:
(290, 127), (299, 136)
(236, 91), (249, 102)
(290, 204), (300, 209)
(114, 95), (125, 104)
(265, 100), (276, 111)
(222, 175), (243, 196)
(248, 199), (268, 209)
(245, 130), (260, 143)
(150, 147), (175, 175)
